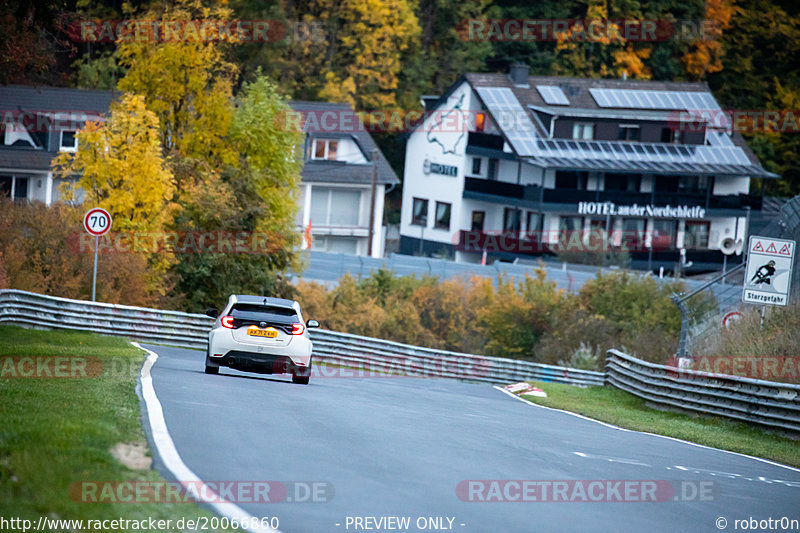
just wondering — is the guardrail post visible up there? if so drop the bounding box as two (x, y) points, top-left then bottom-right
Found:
(671, 295), (691, 358)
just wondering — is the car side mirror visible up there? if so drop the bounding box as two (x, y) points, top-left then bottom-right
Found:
(205, 308), (219, 318)
(307, 319), (320, 328)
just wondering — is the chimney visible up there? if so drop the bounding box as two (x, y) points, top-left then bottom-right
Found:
(508, 62), (529, 87)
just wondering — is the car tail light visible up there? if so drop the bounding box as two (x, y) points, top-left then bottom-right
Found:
(220, 315), (235, 329)
(291, 323), (305, 335)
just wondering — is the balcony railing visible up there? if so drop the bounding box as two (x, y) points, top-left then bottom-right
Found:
(462, 177), (763, 210)
(463, 177), (525, 199)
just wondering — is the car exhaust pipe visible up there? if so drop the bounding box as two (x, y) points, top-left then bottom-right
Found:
(227, 358), (236, 366)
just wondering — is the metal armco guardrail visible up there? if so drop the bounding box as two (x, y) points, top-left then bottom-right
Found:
(3, 289), (797, 433)
(606, 349), (800, 434)
(0, 289), (602, 386)
(309, 329), (604, 386)
(0, 289), (212, 350)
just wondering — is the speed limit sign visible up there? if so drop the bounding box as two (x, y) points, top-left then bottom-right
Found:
(83, 207), (112, 302)
(83, 208), (112, 237)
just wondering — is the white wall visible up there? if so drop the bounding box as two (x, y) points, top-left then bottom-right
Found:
(401, 81), (481, 246)
(713, 176), (750, 195)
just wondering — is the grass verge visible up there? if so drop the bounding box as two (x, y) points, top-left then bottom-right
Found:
(516, 381), (800, 468)
(0, 325), (228, 530)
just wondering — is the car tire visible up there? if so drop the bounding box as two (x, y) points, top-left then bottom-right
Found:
(292, 373), (310, 384)
(205, 354), (219, 375)
(292, 362), (311, 384)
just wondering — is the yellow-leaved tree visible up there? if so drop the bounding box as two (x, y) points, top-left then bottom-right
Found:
(115, 0), (239, 192)
(554, 0), (652, 79)
(682, 0), (736, 80)
(53, 93), (175, 233)
(318, 0), (420, 108)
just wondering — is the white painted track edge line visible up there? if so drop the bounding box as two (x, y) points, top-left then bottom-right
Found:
(493, 385), (800, 474)
(133, 341), (283, 533)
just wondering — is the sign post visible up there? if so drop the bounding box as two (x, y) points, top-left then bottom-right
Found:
(741, 235), (795, 307)
(83, 208), (112, 302)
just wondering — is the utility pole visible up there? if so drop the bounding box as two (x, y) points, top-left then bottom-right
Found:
(367, 148), (379, 257)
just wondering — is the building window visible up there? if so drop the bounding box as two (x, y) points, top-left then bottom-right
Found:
(14, 177), (28, 201)
(1, 175), (28, 201)
(312, 236), (358, 255)
(503, 208), (521, 232)
(618, 125), (640, 141)
(678, 175), (712, 193)
(622, 218), (646, 247)
(60, 130), (78, 151)
(471, 157), (482, 176)
(559, 216), (583, 232)
(471, 211), (485, 232)
(661, 127), (676, 143)
(526, 211), (542, 232)
(555, 171), (588, 190)
(652, 220), (677, 249)
(654, 175), (679, 193)
(684, 221), (710, 249)
(411, 197), (429, 226)
(475, 112), (486, 132)
(311, 139), (338, 160)
(434, 201), (451, 230)
(572, 123), (595, 140)
(487, 158), (498, 181)
(310, 187), (361, 226)
(604, 173), (641, 192)
(559, 216), (583, 244)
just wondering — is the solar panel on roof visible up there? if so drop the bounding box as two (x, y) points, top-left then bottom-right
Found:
(472, 85), (767, 176)
(474, 86), (540, 155)
(589, 88), (722, 111)
(536, 85), (570, 105)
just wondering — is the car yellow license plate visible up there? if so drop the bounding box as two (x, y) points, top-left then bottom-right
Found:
(247, 327), (277, 338)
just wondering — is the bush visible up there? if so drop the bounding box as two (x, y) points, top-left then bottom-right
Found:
(0, 201), (164, 306)
(294, 267), (684, 365)
(558, 342), (602, 371)
(716, 304), (800, 359)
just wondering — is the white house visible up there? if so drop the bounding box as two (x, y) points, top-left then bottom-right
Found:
(290, 101), (399, 258)
(399, 65), (779, 273)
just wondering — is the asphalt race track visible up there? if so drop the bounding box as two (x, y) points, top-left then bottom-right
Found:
(142, 344), (800, 533)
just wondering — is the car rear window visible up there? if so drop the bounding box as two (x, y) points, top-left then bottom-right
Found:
(230, 304), (298, 323)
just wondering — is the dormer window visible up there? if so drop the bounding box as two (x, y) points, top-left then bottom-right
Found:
(475, 112), (486, 132)
(617, 125), (640, 142)
(312, 139), (338, 161)
(60, 130), (78, 152)
(572, 123), (594, 140)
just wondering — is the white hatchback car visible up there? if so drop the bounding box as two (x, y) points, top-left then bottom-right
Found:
(204, 295), (320, 384)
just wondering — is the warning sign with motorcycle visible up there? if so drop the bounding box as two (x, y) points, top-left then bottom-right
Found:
(742, 235), (795, 306)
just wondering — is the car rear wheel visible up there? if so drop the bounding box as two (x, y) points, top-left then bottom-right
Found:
(205, 354), (220, 375)
(292, 363), (311, 384)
